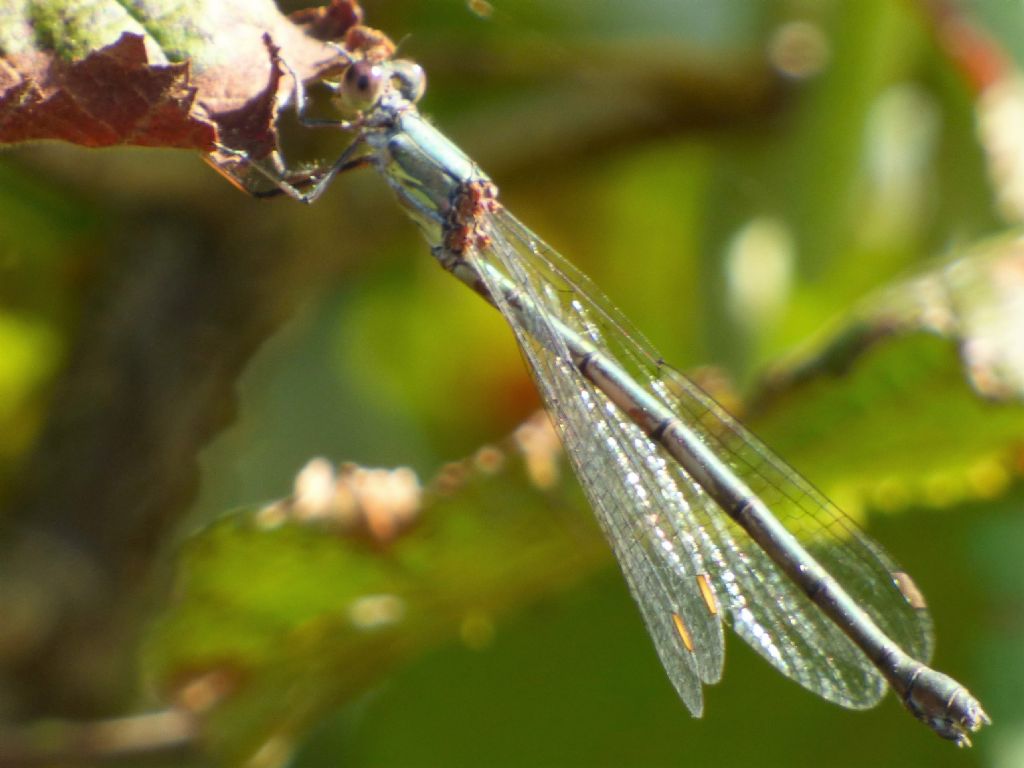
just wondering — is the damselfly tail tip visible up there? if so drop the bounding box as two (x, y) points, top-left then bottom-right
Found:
(937, 687), (990, 748)
(899, 667), (990, 747)
(949, 695), (991, 749)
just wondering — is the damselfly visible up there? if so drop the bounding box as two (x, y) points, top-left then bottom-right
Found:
(223, 39), (990, 745)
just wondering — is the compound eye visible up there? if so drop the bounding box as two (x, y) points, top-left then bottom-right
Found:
(341, 60), (386, 111)
(390, 60), (426, 103)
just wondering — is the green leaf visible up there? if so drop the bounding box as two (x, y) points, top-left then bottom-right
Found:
(749, 232), (1024, 520)
(143, 425), (608, 765)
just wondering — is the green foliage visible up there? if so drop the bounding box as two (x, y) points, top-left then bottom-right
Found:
(2, 1), (1024, 767)
(145, 447), (607, 763)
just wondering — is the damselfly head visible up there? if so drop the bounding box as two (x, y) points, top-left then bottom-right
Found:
(336, 58), (426, 114)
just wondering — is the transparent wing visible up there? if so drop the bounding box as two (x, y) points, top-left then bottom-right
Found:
(468, 208), (933, 710)
(462, 222), (727, 716)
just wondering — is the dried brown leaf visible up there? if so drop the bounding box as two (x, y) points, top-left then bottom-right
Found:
(0, 0), (365, 155)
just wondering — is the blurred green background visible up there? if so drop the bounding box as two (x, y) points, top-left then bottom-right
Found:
(2, 0), (1024, 766)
